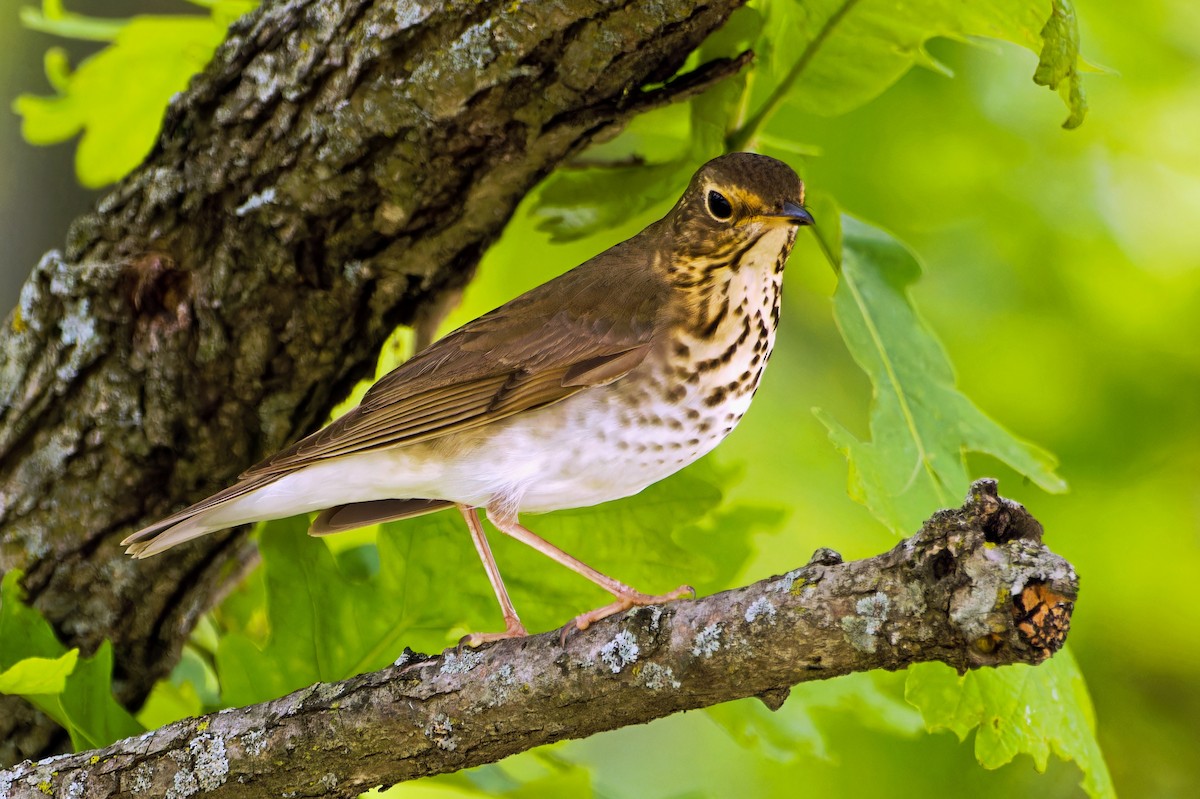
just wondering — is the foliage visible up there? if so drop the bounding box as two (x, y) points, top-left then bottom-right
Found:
(0, 572), (141, 751)
(908, 651), (1114, 799)
(1033, 0), (1088, 129)
(815, 214), (1065, 536)
(13, 0), (1192, 796)
(11, 0), (255, 187)
(0, 651), (77, 696)
(536, 0), (1086, 241)
(706, 671), (925, 761)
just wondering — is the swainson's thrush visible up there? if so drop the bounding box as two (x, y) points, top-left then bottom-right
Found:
(123, 153), (813, 643)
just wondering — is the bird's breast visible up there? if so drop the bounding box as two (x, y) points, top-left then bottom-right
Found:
(654, 233), (786, 440)
(529, 231), (788, 506)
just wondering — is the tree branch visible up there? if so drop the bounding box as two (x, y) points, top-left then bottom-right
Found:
(0, 0), (749, 762)
(0, 480), (1078, 798)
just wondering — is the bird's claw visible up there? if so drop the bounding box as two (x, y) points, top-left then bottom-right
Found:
(559, 583), (696, 644)
(458, 619), (529, 651)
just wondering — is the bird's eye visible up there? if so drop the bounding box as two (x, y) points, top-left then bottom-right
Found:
(706, 190), (733, 221)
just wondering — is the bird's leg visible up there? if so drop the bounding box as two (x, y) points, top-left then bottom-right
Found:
(457, 503), (529, 647)
(485, 506), (694, 635)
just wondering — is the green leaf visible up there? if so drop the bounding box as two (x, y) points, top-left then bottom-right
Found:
(731, 0), (1088, 148)
(215, 458), (782, 705)
(0, 571), (66, 667)
(136, 676), (204, 730)
(215, 514), (405, 707)
(43, 641), (143, 751)
(906, 649), (1115, 799)
(1033, 0), (1089, 128)
(537, 0), (1089, 241)
(12, 8), (241, 187)
(688, 4), (764, 151)
(19, 0), (125, 42)
(0, 650), (78, 696)
(0, 571), (143, 749)
(814, 216), (1066, 535)
(707, 671), (923, 761)
(534, 160), (695, 242)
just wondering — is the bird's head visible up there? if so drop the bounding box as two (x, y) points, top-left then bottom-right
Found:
(665, 152), (813, 264)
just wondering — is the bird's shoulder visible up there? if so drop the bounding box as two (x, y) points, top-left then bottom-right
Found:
(364, 232), (672, 406)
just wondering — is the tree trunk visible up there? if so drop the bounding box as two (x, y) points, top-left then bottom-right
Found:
(0, 0), (747, 764)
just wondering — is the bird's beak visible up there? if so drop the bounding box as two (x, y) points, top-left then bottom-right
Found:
(770, 201), (814, 226)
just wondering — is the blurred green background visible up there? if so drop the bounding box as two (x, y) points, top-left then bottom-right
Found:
(3, 0), (1198, 796)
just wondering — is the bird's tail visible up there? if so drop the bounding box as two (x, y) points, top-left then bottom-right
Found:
(123, 514), (228, 558)
(122, 472), (455, 556)
(121, 474), (279, 558)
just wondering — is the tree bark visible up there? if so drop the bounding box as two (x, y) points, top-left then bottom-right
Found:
(0, 0), (749, 764)
(0, 480), (1078, 798)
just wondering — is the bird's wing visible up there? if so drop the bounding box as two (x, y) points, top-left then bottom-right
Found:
(121, 241), (667, 552)
(240, 241), (668, 480)
(308, 498), (455, 535)
(128, 333), (650, 547)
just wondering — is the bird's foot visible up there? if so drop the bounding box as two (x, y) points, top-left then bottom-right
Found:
(458, 618), (529, 650)
(561, 584), (695, 643)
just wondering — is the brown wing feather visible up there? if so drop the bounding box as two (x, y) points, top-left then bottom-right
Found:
(122, 472), (282, 547)
(309, 499), (454, 535)
(240, 236), (669, 481)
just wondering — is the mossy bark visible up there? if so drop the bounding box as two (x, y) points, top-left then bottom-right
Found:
(0, 0), (748, 763)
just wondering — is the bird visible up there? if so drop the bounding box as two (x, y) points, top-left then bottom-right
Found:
(122, 152), (813, 644)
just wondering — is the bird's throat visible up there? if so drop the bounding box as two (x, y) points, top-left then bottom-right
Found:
(651, 225), (795, 436)
(672, 226), (793, 343)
